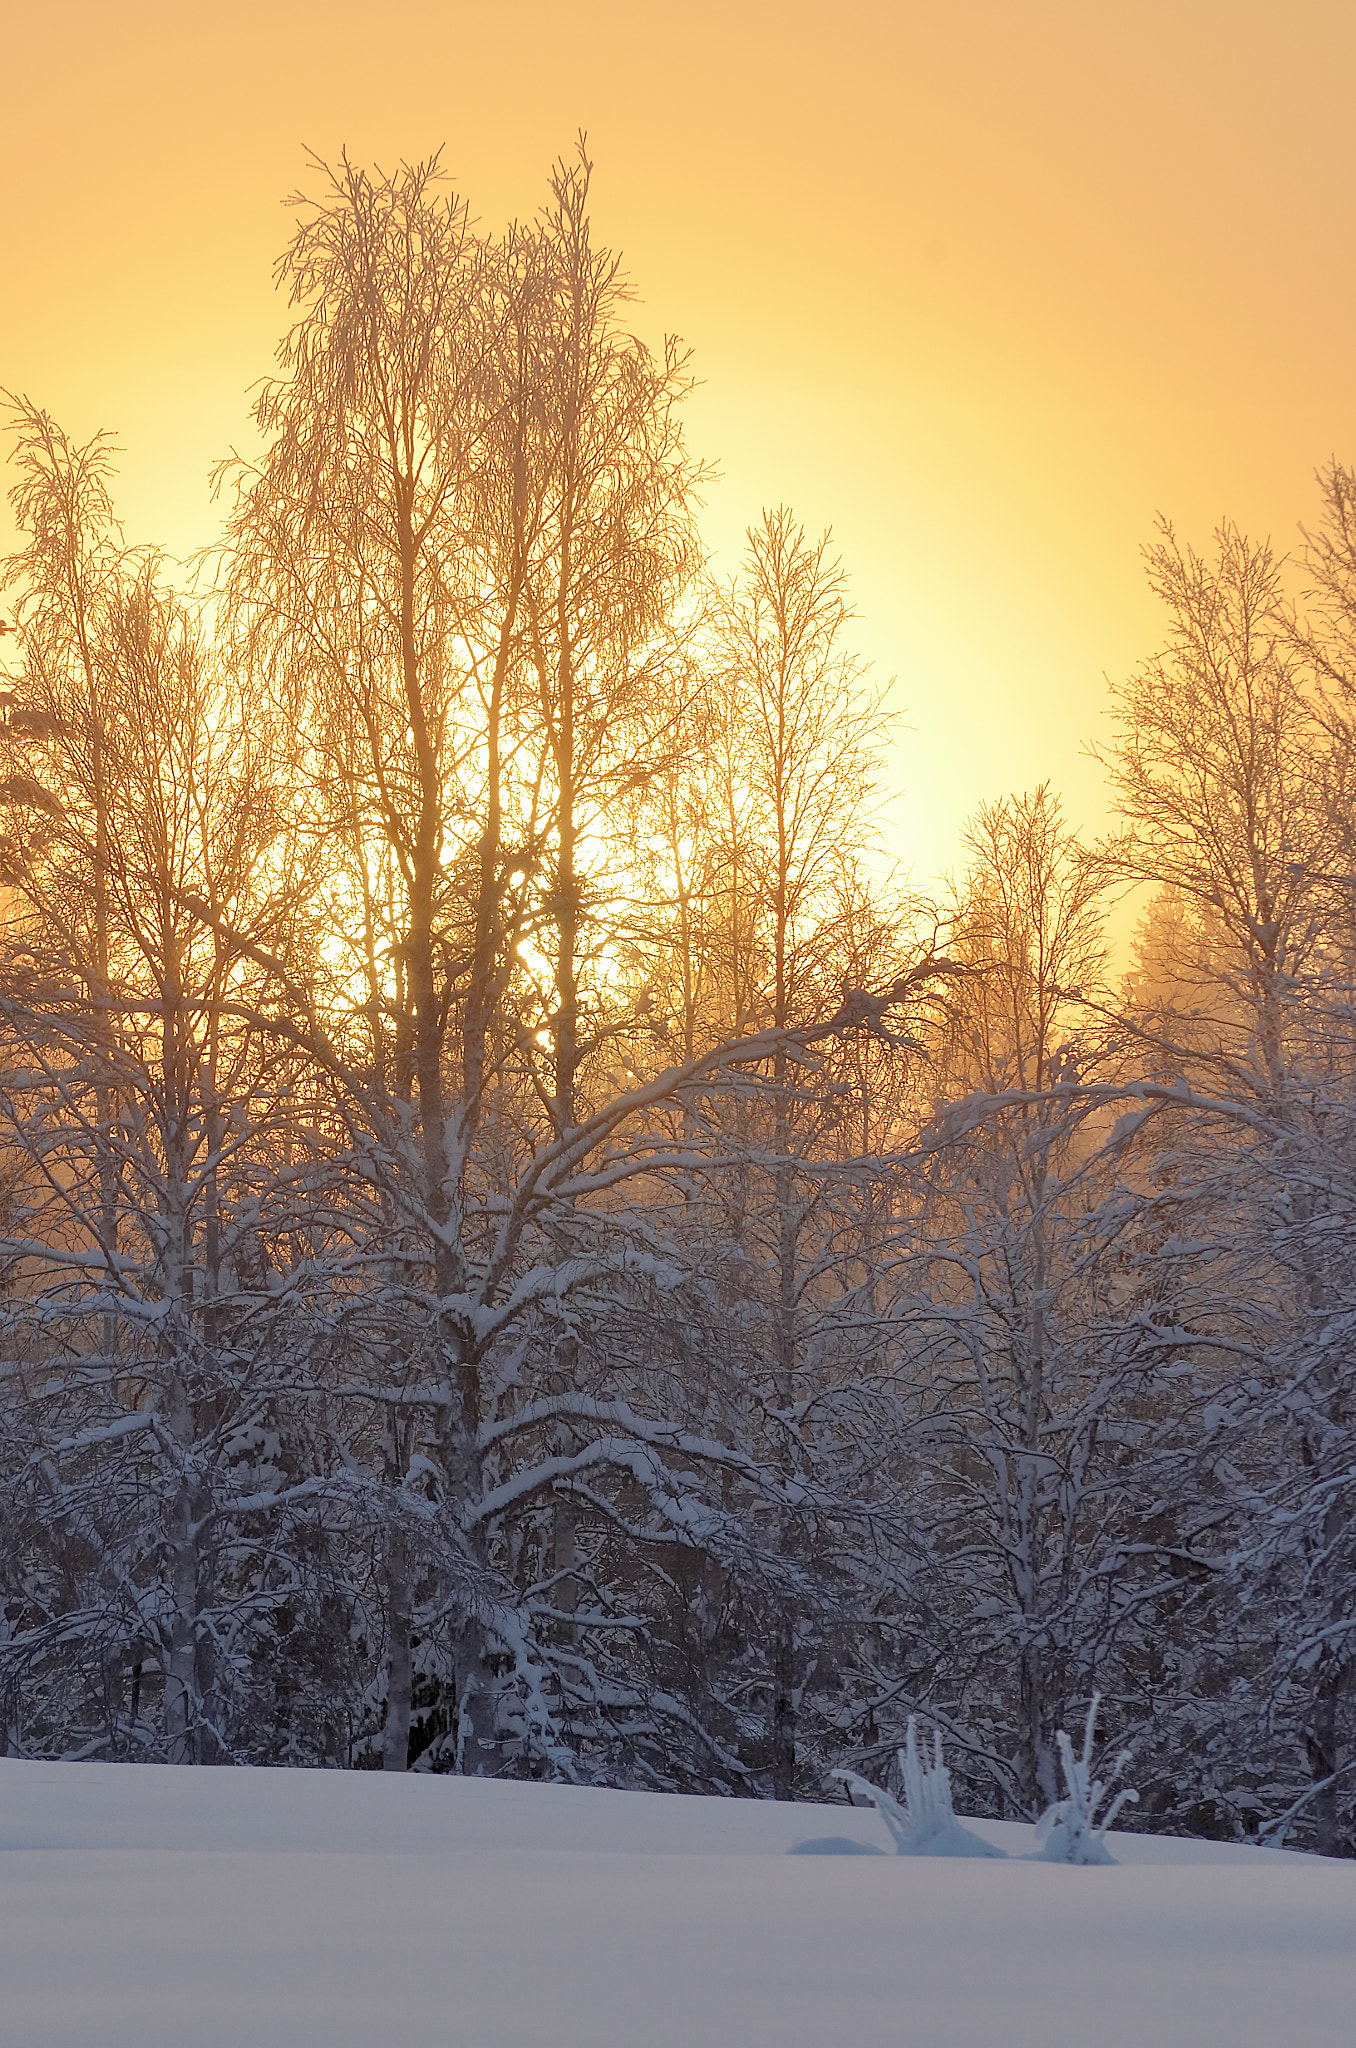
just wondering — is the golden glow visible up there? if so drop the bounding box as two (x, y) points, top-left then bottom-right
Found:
(5, 0), (1353, 938)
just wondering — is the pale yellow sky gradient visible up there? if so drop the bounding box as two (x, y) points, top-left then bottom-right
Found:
(4, 0), (1353, 920)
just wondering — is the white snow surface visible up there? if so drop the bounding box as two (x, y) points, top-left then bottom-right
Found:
(0, 1759), (1351, 2047)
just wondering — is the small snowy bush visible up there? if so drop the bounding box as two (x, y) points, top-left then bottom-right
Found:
(1035, 1696), (1139, 1865)
(831, 1719), (1006, 1858)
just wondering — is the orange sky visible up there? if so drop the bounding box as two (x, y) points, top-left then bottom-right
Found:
(5, 0), (1354, 919)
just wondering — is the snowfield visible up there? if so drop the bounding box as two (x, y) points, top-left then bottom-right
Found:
(1, 1760), (1351, 2047)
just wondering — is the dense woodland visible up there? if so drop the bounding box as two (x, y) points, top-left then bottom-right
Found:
(2, 147), (1355, 1856)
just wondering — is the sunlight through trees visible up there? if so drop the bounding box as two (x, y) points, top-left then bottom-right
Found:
(2, 144), (1355, 1857)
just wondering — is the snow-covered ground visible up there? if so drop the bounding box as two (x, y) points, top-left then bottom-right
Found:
(1, 1759), (1351, 2046)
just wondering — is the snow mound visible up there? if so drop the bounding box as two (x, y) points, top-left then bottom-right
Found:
(788, 1834), (888, 1855)
(0, 1759), (1350, 2048)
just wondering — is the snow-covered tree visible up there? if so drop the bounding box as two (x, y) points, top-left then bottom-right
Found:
(0, 402), (342, 1761)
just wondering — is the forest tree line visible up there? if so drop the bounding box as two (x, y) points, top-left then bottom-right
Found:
(3, 146), (1356, 1855)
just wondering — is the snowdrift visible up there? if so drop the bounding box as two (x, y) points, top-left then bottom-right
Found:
(0, 1758), (1351, 2047)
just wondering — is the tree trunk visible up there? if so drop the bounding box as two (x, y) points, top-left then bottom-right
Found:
(383, 1540), (413, 1773)
(164, 1475), (198, 1765)
(772, 1615), (796, 1800)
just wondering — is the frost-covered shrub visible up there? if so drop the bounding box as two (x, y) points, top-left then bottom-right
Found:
(831, 1719), (1006, 1858)
(1036, 1697), (1139, 1865)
